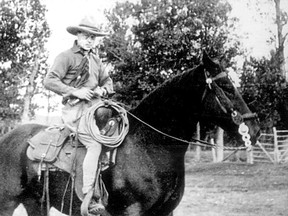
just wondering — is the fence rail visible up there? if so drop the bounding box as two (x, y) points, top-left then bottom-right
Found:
(252, 127), (288, 164)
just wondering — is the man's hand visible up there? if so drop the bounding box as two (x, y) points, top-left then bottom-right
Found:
(71, 88), (94, 101)
(94, 86), (107, 97)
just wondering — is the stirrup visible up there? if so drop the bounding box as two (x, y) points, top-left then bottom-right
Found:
(81, 189), (105, 216)
(88, 200), (105, 215)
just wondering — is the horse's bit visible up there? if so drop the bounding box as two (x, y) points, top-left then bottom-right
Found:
(204, 69), (258, 150)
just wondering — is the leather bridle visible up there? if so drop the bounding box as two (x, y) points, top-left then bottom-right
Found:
(202, 69), (258, 149)
(123, 68), (258, 149)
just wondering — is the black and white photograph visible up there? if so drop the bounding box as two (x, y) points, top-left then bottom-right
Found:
(0, 0), (287, 215)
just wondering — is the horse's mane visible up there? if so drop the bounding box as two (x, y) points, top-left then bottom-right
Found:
(128, 64), (205, 139)
(132, 64), (203, 116)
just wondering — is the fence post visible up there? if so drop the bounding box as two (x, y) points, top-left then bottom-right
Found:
(211, 138), (216, 162)
(215, 127), (224, 162)
(247, 147), (253, 164)
(273, 127), (279, 163)
(195, 122), (201, 162)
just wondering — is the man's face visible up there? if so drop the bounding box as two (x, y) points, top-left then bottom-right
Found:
(77, 31), (97, 51)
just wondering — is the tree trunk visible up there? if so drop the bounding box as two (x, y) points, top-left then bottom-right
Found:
(46, 90), (51, 124)
(21, 86), (33, 123)
(274, 0), (287, 80)
(21, 58), (40, 123)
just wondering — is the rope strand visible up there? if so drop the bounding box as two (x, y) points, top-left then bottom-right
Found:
(126, 111), (215, 148)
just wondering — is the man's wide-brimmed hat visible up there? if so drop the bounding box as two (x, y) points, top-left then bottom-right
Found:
(66, 16), (109, 36)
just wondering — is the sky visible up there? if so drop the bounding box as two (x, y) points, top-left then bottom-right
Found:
(42, 0), (137, 65)
(229, 0), (287, 58)
(42, 0), (288, 63)
(36, 0), (288, 117)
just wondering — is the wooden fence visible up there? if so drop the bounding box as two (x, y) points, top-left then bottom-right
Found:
(251, 127), (288, 164)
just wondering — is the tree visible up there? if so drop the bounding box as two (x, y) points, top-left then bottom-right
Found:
(239, 0), (288, 130)
(240, 53), (285, 130)
(0, 0), (50, 123)
(102, 0), (242, 106)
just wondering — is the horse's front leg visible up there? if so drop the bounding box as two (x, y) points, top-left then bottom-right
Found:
(22, 198), (45, 216)
(0, 199), (20, 216)
(111, 202), (143, 216)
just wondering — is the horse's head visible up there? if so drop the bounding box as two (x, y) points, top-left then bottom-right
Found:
(199, 51), (260, 147)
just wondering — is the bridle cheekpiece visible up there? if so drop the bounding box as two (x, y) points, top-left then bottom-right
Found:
(203, 69), (258, 150)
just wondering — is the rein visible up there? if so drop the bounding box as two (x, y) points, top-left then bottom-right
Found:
(127, 110), (215, 148)
(109, 68), (258, 150)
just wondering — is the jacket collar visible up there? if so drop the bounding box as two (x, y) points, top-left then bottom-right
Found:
(71, 40), (96, 55)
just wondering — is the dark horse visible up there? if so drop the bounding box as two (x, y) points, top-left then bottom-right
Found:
(0, 52), (260, 216)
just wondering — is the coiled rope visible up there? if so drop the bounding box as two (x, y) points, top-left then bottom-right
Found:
(83, 100), (129, 148)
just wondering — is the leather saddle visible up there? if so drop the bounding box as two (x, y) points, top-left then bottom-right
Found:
(26, 115), (122, 202)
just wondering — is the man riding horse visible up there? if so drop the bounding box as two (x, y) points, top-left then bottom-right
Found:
(44, 16), (114, 215)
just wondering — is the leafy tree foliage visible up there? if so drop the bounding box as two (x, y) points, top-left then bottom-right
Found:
(101, 0), (242, 106)
(240, 53), (285, 130)
(0, 0), (50, 122)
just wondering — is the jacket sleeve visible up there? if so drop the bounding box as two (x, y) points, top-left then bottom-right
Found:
(98, 61), (115, 95)
(44, 53), (76, 97)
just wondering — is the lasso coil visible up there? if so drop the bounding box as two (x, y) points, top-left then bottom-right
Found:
(83, 100), (129, 148)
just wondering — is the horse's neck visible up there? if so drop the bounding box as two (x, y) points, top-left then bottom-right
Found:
(131, 72), (204, 140)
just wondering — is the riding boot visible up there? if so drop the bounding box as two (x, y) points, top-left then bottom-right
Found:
(89, 175), (105, 215)
(81, 189), (105, 216)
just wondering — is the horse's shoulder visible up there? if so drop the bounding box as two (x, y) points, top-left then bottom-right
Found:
(2, 123), (47, 141)
(20, 122), (46, 128)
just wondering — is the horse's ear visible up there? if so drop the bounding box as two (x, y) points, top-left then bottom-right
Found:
(202, 50), (214, 66)
(201, 50), (218, 71)
(202, 50), (209, 62)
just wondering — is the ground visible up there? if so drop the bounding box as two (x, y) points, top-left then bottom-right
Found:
(13, 151), (288, 216)
(174, 151), (288, 216)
